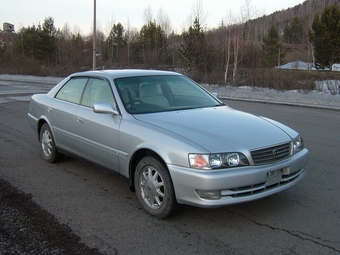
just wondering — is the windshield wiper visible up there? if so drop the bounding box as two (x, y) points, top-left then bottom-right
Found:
(213, 103), (226, 107)
(172, 107), (197, 111)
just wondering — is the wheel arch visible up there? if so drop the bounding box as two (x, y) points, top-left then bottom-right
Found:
(37, 118), (56, 145)
(128, 148), (167, 192)
(37, 118), (48, 142)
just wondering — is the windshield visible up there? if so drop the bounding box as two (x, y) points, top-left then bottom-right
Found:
(115, 75), (223, 114)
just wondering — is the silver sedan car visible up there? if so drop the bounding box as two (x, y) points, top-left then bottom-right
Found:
(28, 69), (309, 218)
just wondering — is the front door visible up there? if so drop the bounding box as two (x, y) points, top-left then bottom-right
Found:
(74, 78), (121, 172)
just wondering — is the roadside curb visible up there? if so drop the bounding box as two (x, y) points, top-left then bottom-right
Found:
(219, 96), (340, 111)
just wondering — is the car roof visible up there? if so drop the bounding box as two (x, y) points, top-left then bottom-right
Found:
(70, 69), (182, 79)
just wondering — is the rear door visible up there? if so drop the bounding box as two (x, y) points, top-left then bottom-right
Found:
(47, 77), (88, 152)
(74, 78), (121, 172)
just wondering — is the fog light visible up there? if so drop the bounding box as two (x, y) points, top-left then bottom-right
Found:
(196, 190), (221, 200)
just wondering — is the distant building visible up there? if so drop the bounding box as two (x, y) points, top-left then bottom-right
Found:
(0, 23), (16, 48)
(3, 22), (15, 33)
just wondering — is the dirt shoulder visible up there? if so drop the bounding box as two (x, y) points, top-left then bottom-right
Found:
(0, 177), (104, 255)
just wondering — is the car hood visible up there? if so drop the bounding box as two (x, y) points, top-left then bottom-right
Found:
(134, 106), (297, 152)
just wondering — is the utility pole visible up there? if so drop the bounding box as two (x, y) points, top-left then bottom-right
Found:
(93, 0), (96, 70)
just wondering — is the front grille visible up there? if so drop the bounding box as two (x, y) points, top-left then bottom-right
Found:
(251, 143), (290, 165)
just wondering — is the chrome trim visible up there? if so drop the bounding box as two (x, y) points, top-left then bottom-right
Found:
(221, 168), (304, 197)
(251, 142), (291, 165)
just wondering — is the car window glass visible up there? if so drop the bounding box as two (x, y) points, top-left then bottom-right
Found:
(81, 78), (115, 108)
(114, 75), (220, 114)
(56, 77), (88, 104)
(167, 77), (206, 99)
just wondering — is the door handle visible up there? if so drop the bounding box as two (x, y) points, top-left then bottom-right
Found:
(47, 107), (52, 113)
(76, 117), (83, 124)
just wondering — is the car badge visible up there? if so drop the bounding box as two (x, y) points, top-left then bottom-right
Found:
(272, 149), (277, 157)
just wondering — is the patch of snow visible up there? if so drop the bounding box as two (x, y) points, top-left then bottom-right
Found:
(278, 60), (316, 70)
(203, 84), (340, 110)
(278, 60), (340, 71)
(0, 74), (63, 84)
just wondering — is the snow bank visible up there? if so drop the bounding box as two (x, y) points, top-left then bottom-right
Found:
(279, 60), (340, 71)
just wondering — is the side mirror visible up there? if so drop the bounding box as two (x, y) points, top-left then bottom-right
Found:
(93, 102), (119, 115)
(212, 92), (218, 98)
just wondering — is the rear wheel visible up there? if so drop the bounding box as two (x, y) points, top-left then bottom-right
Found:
(40, 123), (64, 163)
(134, 156), (176, 219)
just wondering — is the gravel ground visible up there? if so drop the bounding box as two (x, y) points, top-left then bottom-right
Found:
(0, 178), (104, 255)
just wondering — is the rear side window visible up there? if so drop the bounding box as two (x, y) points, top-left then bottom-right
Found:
(56, 78), (88, 104)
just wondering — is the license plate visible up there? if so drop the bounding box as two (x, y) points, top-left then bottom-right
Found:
(266, 169), (283, 186)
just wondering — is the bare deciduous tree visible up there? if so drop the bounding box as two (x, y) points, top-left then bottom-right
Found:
(157, 8), (172, 36)
(231, 21), (243, 86)
(187, 0), (208, 29)
(241, 0), (256, 22)
(143, 5), (153, 24)
(224, 11), (234, 84)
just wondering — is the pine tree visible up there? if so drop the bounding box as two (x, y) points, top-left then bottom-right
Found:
(284, 16), (305, 44)
(138, 21), (167, 67)
(40, 17), (57, 67)
(178, 17), (207, 80)
(105, 23), (126, 66)
(12, 17), (57, 67)
(309, 4), (340, 71)
(261, 24), (285, 68)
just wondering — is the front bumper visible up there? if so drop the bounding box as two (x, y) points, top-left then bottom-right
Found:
(168, 148), (309, 208)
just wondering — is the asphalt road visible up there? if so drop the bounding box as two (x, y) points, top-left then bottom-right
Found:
(0, 80), (339, 254)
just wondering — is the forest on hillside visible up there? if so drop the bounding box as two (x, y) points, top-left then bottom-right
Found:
(1, 0), (340, 89)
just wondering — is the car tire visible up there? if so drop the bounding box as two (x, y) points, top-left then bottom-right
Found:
(40, 123), (64, 163)
(135, 156), (177, 219)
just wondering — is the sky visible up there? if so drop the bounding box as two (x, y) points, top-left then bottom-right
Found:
(1, 0), (305, 35)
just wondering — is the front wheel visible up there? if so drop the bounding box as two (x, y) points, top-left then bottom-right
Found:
(40, 123), (64, 163)
(134, 156), (177, 219)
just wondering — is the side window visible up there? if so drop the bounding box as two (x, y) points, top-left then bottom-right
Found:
(81, 78), (115, 108)
(56, 78), (88, 104)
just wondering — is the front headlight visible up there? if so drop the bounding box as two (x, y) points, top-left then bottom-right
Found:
(189, 152), (249, 170)
(292, 135), (304, 154)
